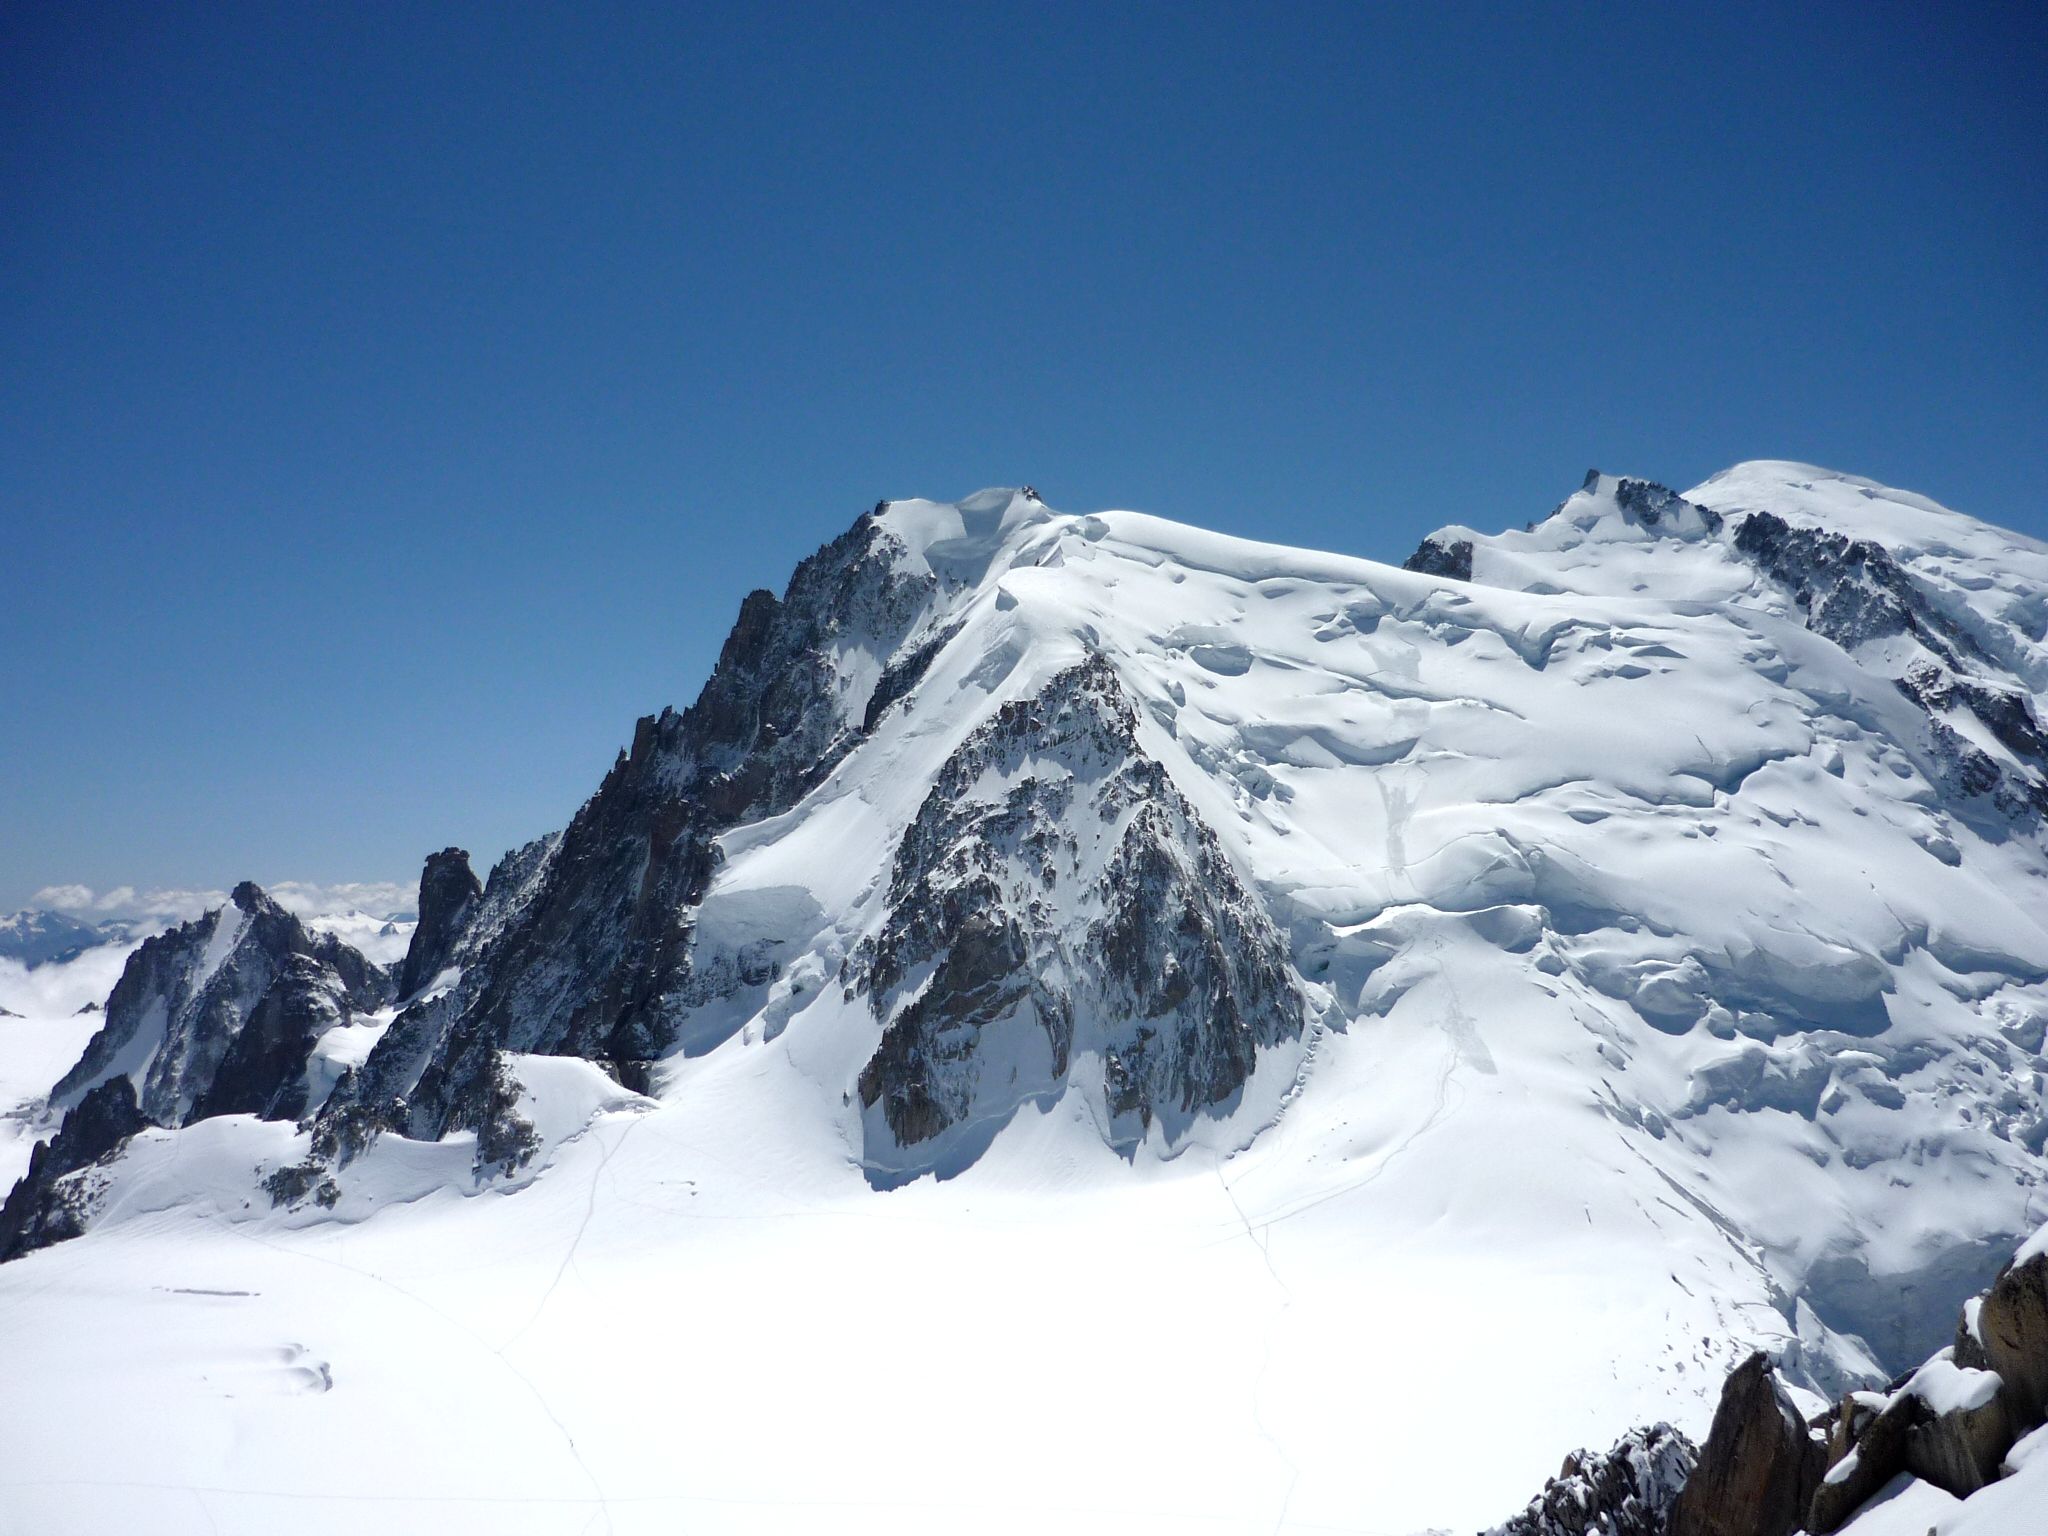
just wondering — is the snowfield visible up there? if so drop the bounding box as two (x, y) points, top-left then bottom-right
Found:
(3, 463), (2046, 1534)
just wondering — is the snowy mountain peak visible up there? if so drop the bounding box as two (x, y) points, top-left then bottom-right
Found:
(48, 881), (389, 1132)
(7, 465), (2048, 1530)
(0, 909), (112, 969)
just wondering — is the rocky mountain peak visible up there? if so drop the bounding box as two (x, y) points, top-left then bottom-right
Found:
(394, 847), (482, 1002)
(45, 881), (389, 1130)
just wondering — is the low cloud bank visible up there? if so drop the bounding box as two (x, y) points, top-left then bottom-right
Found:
(29, 881), (416, 927)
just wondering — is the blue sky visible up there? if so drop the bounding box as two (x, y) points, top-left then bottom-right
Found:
(3, 1), (2044, 909)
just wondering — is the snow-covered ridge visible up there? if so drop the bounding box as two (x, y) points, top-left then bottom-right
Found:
(4, 462), (2048, 1533)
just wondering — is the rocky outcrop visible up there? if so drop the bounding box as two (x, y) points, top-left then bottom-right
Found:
(1666, 1353), (1825, 1536)
(313, 834), (557, 1163)
(1802, 1361), (2009, 1529)
(849, 654), (1304, 1171)
(1799, 1261), (2046, 1529)
(1732, 510), (2048, 817)
(1403, 534), (1473, 582)
(1976, 1251), (2048, 1428)
(187, 954), (353, 1122)
(6, 889), (384, 1251)
(1896, 1368), (2012, 1496)
(1485, 1423), (1696, 1536)
(0, 1077), (146, 1261)
(50, 881), (389, 1130)
(1806, 1388), (1915, 1533)
(1732, 512), (1966, 659)
(1510, 1227), (2048, 1536)
(1612, 476), (1721, 532)
(393, 847), (482, 1002)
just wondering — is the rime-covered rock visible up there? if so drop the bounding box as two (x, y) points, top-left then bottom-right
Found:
(1485, 1423), (1696, 1536)
(1403, 534), (1473, 581)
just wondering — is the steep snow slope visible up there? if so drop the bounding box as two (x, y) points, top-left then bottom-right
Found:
(2, 465), (2046, 1534)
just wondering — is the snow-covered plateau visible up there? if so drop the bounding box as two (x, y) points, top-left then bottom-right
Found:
(3, 461), (2047, 1535)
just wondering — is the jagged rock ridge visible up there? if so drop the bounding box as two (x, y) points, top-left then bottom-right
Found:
(52, 881), (389, 1127)
(847, 653), (1306, 1172)
(314, 504), (943, 1159)
(1485, 1423), (1698, 1536)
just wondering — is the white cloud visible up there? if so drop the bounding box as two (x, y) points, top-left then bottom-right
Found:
(0, 943), (139, 1021)
(28, 884), (97, 912)
(28, 880), (416, 926)
(268, 881), (417, 921)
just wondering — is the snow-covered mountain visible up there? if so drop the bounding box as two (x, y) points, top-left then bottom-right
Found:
(3, 461), (2046, 1534)
(0, 909), (123, 968)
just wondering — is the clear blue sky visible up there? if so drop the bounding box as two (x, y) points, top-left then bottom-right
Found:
(4, 1), (2044, 909)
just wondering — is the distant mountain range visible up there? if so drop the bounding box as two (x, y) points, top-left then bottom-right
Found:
(0, 910), (133, 969)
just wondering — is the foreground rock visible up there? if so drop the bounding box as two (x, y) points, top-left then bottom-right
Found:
(1666, 1353), (1824, 1536)
(1485, 1423), (1696, 1536)
(1973, 1249), (2048, 1427)
(1492, 1225), (2048, 1535)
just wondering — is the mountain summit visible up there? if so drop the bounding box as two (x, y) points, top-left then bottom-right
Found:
(5, 463), (2048, 1531)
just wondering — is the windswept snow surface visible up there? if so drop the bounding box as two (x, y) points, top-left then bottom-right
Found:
(4, 466), (2048, 1533)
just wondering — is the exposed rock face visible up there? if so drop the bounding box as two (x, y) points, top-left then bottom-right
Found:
(1798, 1248), (2048, 1529)
(849, 654), (1305, 1171)
(393, 847), (482, 1002)
(313, 833), (556, 1161)
(1612, 475), (1721, 532)
(1733, 509), (2048, 817)
(1665, 1353), (1825, 1536)
(1527, 1225), (2048, 1536)
(187, 954), (352, 1122)
(0, 1077), (146, 1261)
(50, 882), (389, 1130)
(1403, 534), (1473, 582)
(1977, 1251), (2048, 1428)
(1485, 1423), (1697, 1536)
(1732, 511), (1962, 658)
(1898, 1368), (2012, 1496)
(1807, 1388), (1916, 1533)
(319, 506), (939, 1154)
